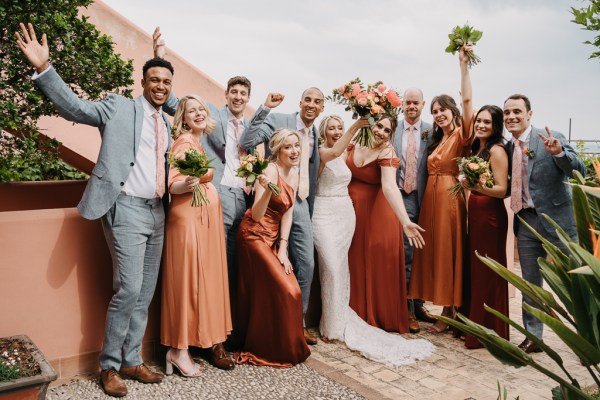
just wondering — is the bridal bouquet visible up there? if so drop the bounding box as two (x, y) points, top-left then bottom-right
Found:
(236, 150), (281, 196)
(169, 148), (214, 207)
(327, 78), (403, 148)
(445, 23), (483, 68)
(448, 155), (493, 197)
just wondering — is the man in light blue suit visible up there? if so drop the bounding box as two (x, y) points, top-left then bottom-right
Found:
(392, 88), (436, 333)
(504, 94), (585, 353)
(16, 23), (170, 397)
(239, 88), (324, 345)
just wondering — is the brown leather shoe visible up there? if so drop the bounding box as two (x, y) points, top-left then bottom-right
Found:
(208, 343), (235, 370)
(120, 363), (163, 383)
(518, 339), (543, 354)
(414, 305), (437, 323)
(408, 312), (420, 333)
(100, 368), (127, 397)
(304, 328), (318, 345)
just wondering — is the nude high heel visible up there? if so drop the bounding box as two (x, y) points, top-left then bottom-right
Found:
(165, 349), (202, 377)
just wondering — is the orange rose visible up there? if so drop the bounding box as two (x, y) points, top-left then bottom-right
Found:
(387, 90), (402, 108)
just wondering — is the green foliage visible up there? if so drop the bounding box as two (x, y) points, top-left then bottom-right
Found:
(573, 141), (600, 184)
(0, 0), (133, 180)
(440, 171), (600, 399)
(445, 23), (483, 67)
(0, 131), (87, 182)
(571, 0), (600, 60)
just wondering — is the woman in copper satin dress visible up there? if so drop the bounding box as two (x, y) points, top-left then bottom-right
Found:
(462, 105), (509, 349)
(346, 116), (425, 334)
(235, 128), (310, 367)
(409, 45), (476, 333)
(161, 95), (233, 376)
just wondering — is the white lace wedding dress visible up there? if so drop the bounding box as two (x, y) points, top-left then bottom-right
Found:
(312, 156), (435, 366)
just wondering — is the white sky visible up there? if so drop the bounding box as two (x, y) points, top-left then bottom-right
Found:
(103, 0), (600, 143)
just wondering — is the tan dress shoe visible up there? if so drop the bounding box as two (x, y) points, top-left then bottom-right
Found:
(208, 343), (235, 370)
(120, 363), (163, 383)
(304, 328), (318, 345)
(408, 313), (420, 333)
(100, 368), (127, 397)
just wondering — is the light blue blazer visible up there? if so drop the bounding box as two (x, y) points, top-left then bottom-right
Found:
(34, 67), (171, 220)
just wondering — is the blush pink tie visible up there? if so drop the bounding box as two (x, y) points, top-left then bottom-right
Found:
(298, 127), (310, 200)
(153, 111), (166, 198)
(510, 139), (523, 213)
(403, 126), (417, 194)
(233, 118), (248, 159)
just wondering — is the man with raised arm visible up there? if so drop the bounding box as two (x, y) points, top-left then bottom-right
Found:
(16, 23), (172, 397)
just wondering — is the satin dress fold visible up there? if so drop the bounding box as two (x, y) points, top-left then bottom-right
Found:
(464, 169), (509, 348)
(346, 146), (409, 334)
(235, 175), (310, 368)
(161, 134), (232, 350)
(409, 117), (475, 307)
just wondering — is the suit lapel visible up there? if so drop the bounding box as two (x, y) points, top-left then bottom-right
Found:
(134, 97), (144, 156)
(219, 107), (229, 145)
(528, 126), (542, 178)
(418, 121), (429, 168)
(395, 120), (404, 161)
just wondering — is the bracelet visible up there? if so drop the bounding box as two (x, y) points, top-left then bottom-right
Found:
(280, 238), (288, 245)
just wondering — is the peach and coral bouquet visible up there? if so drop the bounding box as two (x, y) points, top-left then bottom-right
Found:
(327, 78), (403, 148)
(448, 155), (493, 197)
(236, 150), (281, 196)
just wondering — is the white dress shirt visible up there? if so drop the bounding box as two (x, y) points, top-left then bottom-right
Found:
(122, 96), (168, 198)
(220, 109), (246, 189)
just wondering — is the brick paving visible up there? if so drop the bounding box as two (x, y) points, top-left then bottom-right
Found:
(307, 280), (593, 399)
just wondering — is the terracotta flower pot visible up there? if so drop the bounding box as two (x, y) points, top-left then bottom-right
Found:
(0, 335), (57, 400)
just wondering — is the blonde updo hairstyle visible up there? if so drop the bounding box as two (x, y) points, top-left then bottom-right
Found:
(171, 94), (217, 140)
(268, 128), (301, 162)
(318, 115), (345, 146)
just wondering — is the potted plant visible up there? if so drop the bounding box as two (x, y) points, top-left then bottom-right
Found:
(0, 335), (57, 399)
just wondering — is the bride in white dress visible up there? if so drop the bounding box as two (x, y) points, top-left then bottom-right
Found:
(312, 115), (435, 366)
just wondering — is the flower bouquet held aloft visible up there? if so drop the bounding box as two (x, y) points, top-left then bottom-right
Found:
(169, 148), (214, 207)
(448, 155), (493, 197)
(327, 78), (403, 148)
(236, 150), (281, 196)
(445, 23), (483, 68)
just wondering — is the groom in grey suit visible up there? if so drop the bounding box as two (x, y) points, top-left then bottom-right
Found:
(392, 88), (435, 333)
(504, 94), (585, 353)
(16, 23), (169, 397)
(240, 88), (324, 345)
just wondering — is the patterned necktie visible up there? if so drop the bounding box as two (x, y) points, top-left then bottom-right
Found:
(232, 118), (247, 158)
(403, 125), (417, 194)
(153, 111), (166, 198)
(298, 127), (310, 200)
(510, 139), (523, 213)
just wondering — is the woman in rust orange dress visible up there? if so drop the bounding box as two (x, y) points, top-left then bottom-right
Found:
(161, 95), (233, 377)
(409, 45), (476, 333)
(235, 128), (310, 367)
(346, 116), (425, 334)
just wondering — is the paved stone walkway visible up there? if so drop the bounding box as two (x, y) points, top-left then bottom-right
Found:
(48, 268), (594, 399)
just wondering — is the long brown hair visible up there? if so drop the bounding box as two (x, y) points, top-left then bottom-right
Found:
(428, 94), (461, 154)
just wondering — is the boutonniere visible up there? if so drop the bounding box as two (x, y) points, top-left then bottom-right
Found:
(317, 136), (325, 147)
(421, 129), (429, 141)
(523, 148), (535, 158)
